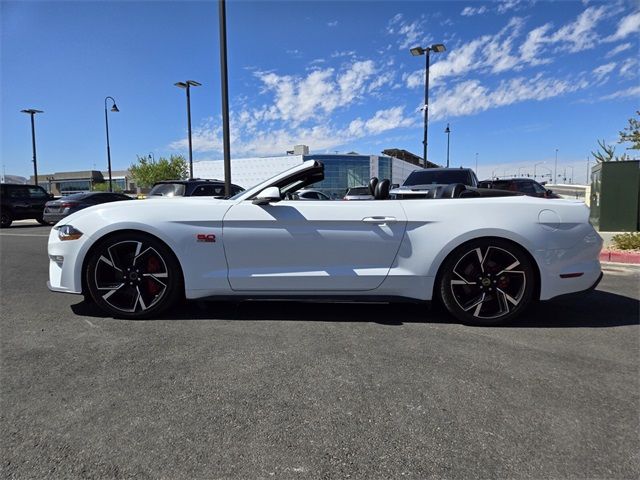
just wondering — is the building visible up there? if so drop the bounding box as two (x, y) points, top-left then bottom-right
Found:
(30, 170), (134, 196)
(193, 147), (424, 198)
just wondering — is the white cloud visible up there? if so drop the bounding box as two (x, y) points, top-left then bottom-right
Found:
(605, 42), (633, 57)
(599, 85), (640, 100)
(497, 0), (524, 14)
(430, 74), (588, 120)
(549, 5), (608, 52)
(619, 57), (638, 77)
(461, 6), (488, 17)
(519, 23), (553, 64)
(327, 20), (338, 27)
(593, 62), (617, 80)
(606, 10), (640, 41)
(386, 13), (429, 50)
(348, 107), (415, 136)
(254, 60), (377, 124)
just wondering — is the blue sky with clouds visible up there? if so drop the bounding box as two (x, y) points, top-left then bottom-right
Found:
(2, 0), (638, 183)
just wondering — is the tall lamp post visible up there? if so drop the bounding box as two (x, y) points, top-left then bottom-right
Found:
(174, 80), (201, 178)
(554, 148), (558, 184)
(444, 123), (451, 168)
(410, 43), (446, 167)
(104, 97), (120, 192)
(475, 152), (479, 176)
(534, 161), (545, 179)
(21, 109), (43, 185)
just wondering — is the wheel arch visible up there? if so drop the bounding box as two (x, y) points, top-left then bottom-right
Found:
(431, 235), (542, 304)
(80, 228), (186, 297)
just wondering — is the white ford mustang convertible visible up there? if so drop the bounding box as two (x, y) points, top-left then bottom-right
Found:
(48, 160), (602, 325)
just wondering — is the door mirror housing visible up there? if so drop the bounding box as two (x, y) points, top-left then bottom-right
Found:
(252, 186), (282, 205)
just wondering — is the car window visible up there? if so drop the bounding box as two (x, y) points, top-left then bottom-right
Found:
(8, 186), (29, 198)
(300, 191), (318, 199)
(532, 182), (547, 194)
(149, 183), (186, 197)
(27, 186), (48, 198)
(403, 170), (472, 186)
(519, 182), (536, 194)
(192, 185), (225, 196)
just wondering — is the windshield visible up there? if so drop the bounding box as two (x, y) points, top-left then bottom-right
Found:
(346, 187), (371, 195)
(403, 170), (470, 186)
(149, 183), (186, 197)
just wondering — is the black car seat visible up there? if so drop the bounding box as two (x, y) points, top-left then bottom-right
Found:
(459, 189), (481, 198)
(440, 183), (467, 198)
(375, 179), (391, 200)
(369, 177), (379, 196)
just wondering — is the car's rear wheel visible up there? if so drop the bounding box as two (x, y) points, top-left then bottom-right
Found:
(439, 238), (535, 326)
(85, 232), (182, 319)
(0, 211), (12, 228)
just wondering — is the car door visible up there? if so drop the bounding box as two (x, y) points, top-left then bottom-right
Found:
(26, 186), (49, 216)
(222, 199), (407, 291)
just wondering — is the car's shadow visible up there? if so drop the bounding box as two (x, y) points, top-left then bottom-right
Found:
(4, 224), (52, 230)
(71, 290), (639, 328)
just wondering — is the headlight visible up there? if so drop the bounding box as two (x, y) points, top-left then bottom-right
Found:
(54, 225), (83, 241)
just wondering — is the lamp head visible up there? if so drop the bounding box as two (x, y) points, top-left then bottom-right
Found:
(174, 82), (188, 89)
(21, 109), (44, 115)
(430, 43), (446, 53)
(444, 124), (450, 133)
(110, 103), (120, 113)
(410, 46), (425, 56)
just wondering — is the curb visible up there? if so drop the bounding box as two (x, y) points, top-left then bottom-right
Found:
(599, 249), (640, 265)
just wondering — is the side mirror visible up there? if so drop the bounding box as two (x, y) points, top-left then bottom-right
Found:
(252, 186), (281, 205)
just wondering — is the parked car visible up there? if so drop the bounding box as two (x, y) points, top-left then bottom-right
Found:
(148, 179), (244, 198)
(344, 186), (375, 200)
(47, 160), (602, 326)
(1, 183), (52, 227)
(292, 189), (330, 200)
(43, 192), (133, 224)
(390, 168), (479, 199)
(477, 178), (561, 198)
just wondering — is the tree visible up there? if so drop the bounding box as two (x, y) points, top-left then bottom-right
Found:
(92, 182), (123, 192)
(591, 139), (616, 163)
(618, 110), (640, 151)
(591, 111), (640, 163)
(129, 155), (188, 188)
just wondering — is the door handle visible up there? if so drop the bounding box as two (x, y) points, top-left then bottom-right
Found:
(362, 216), (397, 224)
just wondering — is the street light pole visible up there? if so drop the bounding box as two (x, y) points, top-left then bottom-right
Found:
(554, 148), (558, 184)
(444, 123), (451, 168)
(410, 43), (446, 167)
(534, 161), (545, 179)
(104, 97), (120, 192)
(175, 80), (201, 179)
(21, 109), (43, 185)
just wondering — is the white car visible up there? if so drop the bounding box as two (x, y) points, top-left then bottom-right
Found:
(47, 160), (603, 325)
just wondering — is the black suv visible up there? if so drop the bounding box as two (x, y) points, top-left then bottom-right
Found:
(148, 179), (244, 198)
(1, 184), (52, 228)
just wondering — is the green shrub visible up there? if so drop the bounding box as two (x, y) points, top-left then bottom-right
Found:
(611, 232), (640, 250)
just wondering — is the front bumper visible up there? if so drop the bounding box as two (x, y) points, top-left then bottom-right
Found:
(47, 228), (84, 295)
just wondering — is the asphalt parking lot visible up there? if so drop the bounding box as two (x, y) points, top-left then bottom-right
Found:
(1, 221), (639, 479)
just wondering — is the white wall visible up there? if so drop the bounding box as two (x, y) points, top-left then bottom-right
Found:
(193, 155), (303, 190)
(392, 158), (420, 186)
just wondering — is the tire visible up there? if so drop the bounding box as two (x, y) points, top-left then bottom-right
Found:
(85, 232), (183, 319)
(0, 211), (12, 228)
(439, 238), (535, 326)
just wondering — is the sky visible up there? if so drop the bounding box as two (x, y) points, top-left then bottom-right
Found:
(1, 0), (639, 184)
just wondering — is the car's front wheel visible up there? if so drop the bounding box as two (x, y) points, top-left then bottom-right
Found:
(439, 238), (535, 326)
(85, 232), (182, 319)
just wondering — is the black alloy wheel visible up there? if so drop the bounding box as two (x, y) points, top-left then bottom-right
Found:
(439, 238), (535, 325)
(0, 211), (12, 228)
(85, 233), (182, 318)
